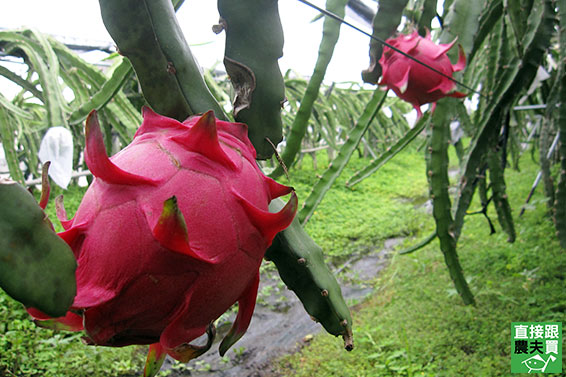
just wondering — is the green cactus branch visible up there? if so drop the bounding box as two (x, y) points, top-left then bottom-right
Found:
(361, 0), (409, 84)
(52, 42), (142, 142)
(428, 97), (475, 306)
(0, 31), (68, 129)
(417, 0), (438, 36)
(217, 0), (286, 160)
(0, 106), (25, 184)
(438, 0), (483, 60)
(68, 58), (133, 126)
(551, 0), (566, 248)
(270, 0), (348, 178)
(0, 29), (142, 181)
(487, 130), (516, 243)
(537, 119), (556, 209)
(266, 198), (353, 351)
(452, 0), (554, 242)
(398, 231), (437, 255)
(468, 0), (503, 64)
(0, 180), (77, 317)
(0, 64), (44, 101)
(554, 87), (566, 249)
(299, 89), (387, 225)
(98, 0), (226, 121)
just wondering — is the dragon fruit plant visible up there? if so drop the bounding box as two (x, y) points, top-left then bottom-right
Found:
(29, 107), (298, 374)
(378, 31), (467, 117)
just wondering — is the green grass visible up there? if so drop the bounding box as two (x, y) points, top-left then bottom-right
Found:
(288, 148), (430, 264)
(273, 150), (566, 376)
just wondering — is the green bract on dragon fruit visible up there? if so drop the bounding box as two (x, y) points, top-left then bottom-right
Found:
(28, 107), (297, 365)
(379, 31), (467, 117)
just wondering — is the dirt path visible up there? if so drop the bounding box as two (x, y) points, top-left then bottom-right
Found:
(165, 237), (403, 377)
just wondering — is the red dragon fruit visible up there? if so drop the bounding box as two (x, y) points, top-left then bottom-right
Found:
(29, 107), (297, 369)
(379, 31), (467, 117)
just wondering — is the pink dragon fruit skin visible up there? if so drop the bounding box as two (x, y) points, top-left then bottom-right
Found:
(379, 31), (467, 117)
(31, 107), (297, 362)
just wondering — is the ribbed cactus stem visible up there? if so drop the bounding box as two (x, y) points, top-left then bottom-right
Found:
(551, 0), (566, 248)
(428, 98), (475, 305)
(98, 0), (226, 121)
(553, 75), (566, 248)
(270, 0), (349, 177)
(0, 177), (77, 317)
(266, 198), (354, 350)
(487, 142), (516, 243)
(361, 0), (409, 84)
(217, 0), (286, 160)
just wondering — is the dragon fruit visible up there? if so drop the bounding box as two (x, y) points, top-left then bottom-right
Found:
(379, 31), (467, 117)
(30, 107), (297, 367)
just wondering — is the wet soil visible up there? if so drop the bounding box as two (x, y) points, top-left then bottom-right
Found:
(165, 237), (404, 377)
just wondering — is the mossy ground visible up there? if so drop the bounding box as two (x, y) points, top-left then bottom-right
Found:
(1, 144), (563, 376)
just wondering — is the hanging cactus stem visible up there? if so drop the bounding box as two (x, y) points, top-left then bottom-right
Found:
(428, 98), (475, 306)
(99, 0), (226, 120)
(270, 0), (349, 177)
(0, 179), (77, 317)
(487, 144), (516, 243)
(217, 0), (286, 159)
(266, 198), (354, 350)
(361, 0), (409, 84)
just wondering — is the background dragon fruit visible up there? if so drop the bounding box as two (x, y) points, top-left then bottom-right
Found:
(379, 31), (467, 117)
(30, 107), (298, 365)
